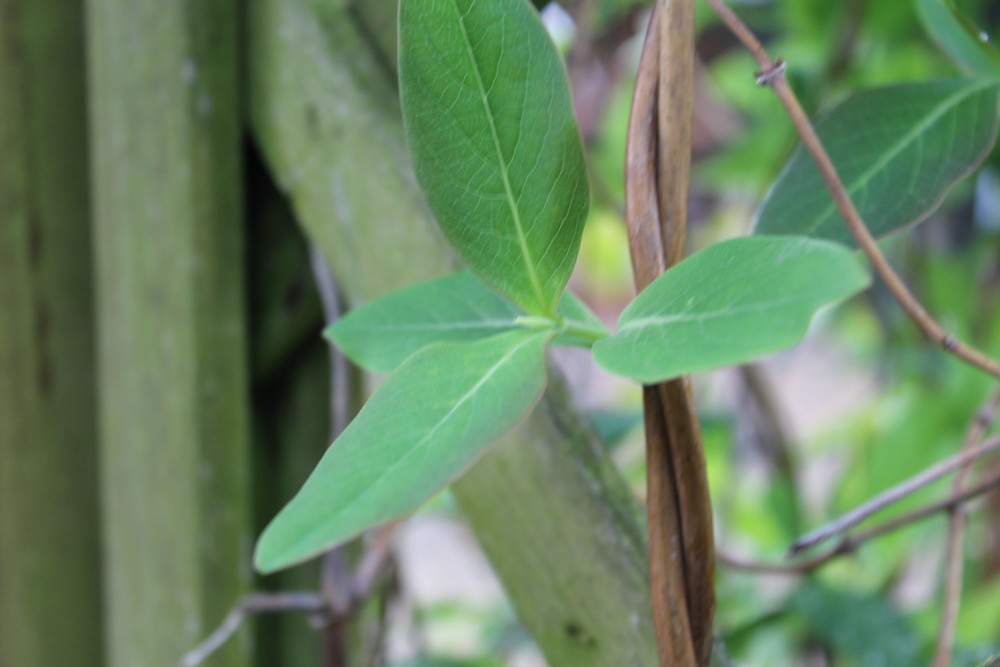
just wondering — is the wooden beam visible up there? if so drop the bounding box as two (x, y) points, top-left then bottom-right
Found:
(0, 1), (103, 664)
(87, 0), (251, 664)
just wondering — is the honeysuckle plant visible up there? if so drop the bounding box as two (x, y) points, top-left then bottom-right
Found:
(249, 0), (867, 576)
(253, 0), (1000, 575)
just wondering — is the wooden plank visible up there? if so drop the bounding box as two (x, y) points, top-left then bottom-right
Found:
(0, 1), (103, 665)
(87, 0), (252, 664)
(247, 1), (660, 664)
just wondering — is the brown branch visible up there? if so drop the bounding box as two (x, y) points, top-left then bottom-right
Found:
(719, 462), (1000, 576)
(934, 386), (1000, 667)
(790, 433), (1000, 556)
(630, 8), (697, 664)
(626, 3), (714, 665)
(702, 0), (1000, 380)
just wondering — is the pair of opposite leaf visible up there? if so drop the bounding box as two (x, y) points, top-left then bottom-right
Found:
(255, 0), (1000, 573)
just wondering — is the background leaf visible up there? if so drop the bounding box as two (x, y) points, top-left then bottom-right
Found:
(255, 330), (551, 572)
(399, 0), (590, 317)
(754, 79), (1000, 244)
(916, 0), (1000, 76)
(592, 237), (869, 383)
(327, 271), (604, 372)
(790, 580), (922, 667)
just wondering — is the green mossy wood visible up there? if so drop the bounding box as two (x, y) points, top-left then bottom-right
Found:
(248, 0), (659, 662)
(0, 1), (103, 665)
(88, 0), (252, 664)
(755, 79), (1000, 244)
(399, 0), (590, 317)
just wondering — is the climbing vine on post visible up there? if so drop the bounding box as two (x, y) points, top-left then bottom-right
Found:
(255, 9), (866, 667)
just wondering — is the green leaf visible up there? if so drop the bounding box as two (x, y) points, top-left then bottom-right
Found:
(790, 580), (921, 666)
(552, 289), (609, 348)
(326, 272), (604, 373)
(916, 0), (1000, 76)
(592, 237), (869, 383)
(255, 330), (551, 573)
(399, 0), (590, 317)
(754, 79), (1000, 245)
(327, 272), (523, 373)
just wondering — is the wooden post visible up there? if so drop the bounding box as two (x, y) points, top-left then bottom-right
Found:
(247, 1), (660, 664)
(0, 1), (103, 665)
(87, 0), (252, 664)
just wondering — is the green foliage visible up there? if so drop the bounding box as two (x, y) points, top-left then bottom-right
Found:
(755, 78), (1000, 244)
(326, 272), (522, 373)
(246, 0), (1000, 662)
(916, 0), (1000, 76)
(255, 330), (551, 572)
(398, 0), (589, 317)
(790, 580), (923, 666)
(592, 237), (869, 383)
(326, 272), (606, 374)
(389, 659), (503, 667)
(258, 0), (877, 574)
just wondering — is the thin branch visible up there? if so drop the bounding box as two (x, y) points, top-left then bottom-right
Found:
(309, 245), (350, 438)
(310, 244), (357, 667)
(179, 525), (399, 667)
(934, 385), (1000, 667)
(719, 462), (1000, 576)
(789, 433), (1000, 556)
(178, 593), (328, 667)
(703, 0), (1000, 380)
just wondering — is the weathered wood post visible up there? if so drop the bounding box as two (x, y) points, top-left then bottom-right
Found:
(0, 1), (103, 665)
(87, 0), (252, 664)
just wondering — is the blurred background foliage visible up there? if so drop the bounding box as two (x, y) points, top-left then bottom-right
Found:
(389, 1), (1000, 665)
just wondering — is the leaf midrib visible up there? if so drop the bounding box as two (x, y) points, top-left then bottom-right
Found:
(284, 332), (545, 558)
(449, 0), (549, 313)
(620, 297), (805, 332)
(808, 79), (998, 234)
(348, 320), (518, 334)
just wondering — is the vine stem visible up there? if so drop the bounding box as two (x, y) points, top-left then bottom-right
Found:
(703, 0), (1000, 380)
(790, 433), (1000, 555)
(934, 385), (1000, 667)
(719, 457), (1000, 575)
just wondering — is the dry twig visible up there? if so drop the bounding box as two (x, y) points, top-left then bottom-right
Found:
(626, 2), (715, 665)
(934, 386), (1000, 667)
(720, 461), (1000, 576)
(790, 433), (1000, 555)
(179, 593), (328, 667)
